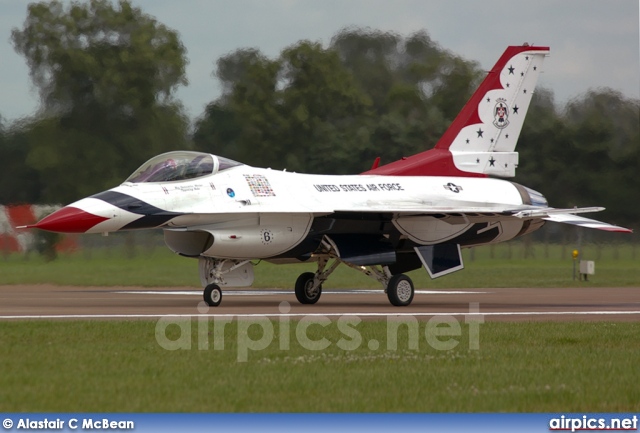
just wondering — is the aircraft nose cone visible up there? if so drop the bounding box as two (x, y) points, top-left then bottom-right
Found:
(34, 206), (110, 233)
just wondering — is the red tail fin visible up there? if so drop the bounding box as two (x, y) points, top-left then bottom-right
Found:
(363, 44), (550, 177)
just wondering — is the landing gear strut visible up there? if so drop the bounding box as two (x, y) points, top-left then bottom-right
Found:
(199, 257), (253, 307)
(293, 256), (338, 305)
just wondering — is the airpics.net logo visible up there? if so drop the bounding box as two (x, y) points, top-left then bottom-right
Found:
(154, 302), (485, 362)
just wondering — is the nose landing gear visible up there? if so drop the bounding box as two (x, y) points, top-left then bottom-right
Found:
(203, 283), (222, 307)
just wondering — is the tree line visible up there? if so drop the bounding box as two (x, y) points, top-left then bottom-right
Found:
(1, 0), (638, 230)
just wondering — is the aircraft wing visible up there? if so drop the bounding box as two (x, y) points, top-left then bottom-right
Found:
(333, 203), (632, 233)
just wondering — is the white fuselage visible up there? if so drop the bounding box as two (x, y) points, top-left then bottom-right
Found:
(65, 165), (541, 260)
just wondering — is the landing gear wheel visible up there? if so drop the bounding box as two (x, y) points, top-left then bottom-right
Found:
(387, 274), (414, 307)
(203, 283), (222, 307)
(295, 272), (322, 304)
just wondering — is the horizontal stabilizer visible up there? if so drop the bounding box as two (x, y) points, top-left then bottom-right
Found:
(543, 213), (632, 233)
(512, 207), (605, 219)
(511, 206), (631, 233)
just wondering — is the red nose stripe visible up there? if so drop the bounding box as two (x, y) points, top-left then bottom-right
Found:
(34, 207), (110, 233)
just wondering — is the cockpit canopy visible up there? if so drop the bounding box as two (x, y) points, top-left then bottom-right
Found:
(125, 151), (242, 183)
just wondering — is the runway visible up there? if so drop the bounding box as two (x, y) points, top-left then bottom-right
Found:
(1, 285), (639, 321)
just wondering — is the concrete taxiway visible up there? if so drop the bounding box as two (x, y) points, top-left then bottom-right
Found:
(0, 285), (639, 321)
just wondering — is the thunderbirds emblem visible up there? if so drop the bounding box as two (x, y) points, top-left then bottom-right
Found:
(493, 98), (510, 129)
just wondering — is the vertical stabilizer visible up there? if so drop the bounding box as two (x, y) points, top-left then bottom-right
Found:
(364, 45), (550, 177)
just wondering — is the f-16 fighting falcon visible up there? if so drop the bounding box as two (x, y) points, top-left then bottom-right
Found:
(26, 44), (631, 307)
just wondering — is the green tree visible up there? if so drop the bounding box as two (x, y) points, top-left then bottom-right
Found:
(195, 28), (483, 175)
(518, 88), (639, 229)
(330, 29), (400, 115)
(562, 89), (639, 226)
(330, 29), (483, 166)
(210, 48), (286, 169)
(516, 88), (573, 200)
(0, 119), (42, 204)
(194, 42), (372, 174)
(12, 0), (189, 203)
(277, 41), (372, 173)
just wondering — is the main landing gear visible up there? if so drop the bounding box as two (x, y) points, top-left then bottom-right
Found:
(294, 237), (415, 306)
(293, 253), (415, 307)
(295, 272), (322, 304)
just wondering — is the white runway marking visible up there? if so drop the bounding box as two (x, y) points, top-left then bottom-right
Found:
(2, 311), (640, 320)
(113, 289), (489, 296)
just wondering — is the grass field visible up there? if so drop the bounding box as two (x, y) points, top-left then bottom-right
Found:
(1, 241), (639, 288)
(1, 241), (638, 413)
(1, 320), (639, 412)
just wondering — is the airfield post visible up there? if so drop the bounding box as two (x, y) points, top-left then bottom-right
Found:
(572, 249), (579, 280)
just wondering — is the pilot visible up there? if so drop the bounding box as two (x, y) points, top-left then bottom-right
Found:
(146, 158), (178, 182)
(186, 155), (206, 179)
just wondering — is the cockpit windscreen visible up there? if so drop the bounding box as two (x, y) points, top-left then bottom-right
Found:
(125, 152), (241, 183)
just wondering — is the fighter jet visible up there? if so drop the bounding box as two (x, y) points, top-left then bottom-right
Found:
(27, 44), (631, 307)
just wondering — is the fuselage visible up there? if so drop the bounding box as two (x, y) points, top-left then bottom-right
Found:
(34, 152), (547, 262)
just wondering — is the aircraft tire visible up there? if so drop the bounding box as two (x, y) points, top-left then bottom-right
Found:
(295, 272), (322, 304)
(387, 274), (414, 306)
(203, 283), (222, 307)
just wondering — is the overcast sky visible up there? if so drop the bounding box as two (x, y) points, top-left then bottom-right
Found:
(1, 0), (638, 123)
